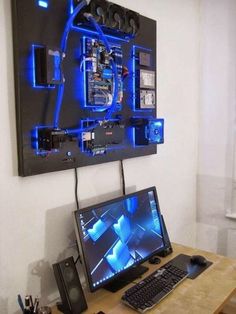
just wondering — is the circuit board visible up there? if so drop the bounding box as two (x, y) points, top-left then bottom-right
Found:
(83, 38), (124, 110)
(11, 0), (163, 176)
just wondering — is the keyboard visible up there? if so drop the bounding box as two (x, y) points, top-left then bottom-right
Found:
(121, 262), (188, 313)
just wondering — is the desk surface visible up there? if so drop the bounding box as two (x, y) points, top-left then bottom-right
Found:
(52, 243), (236, 314)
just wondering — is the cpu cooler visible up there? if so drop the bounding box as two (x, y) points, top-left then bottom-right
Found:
(131, 118), (164, 146)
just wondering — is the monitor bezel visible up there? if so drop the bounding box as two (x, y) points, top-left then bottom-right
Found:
(73, 186), (165, 292)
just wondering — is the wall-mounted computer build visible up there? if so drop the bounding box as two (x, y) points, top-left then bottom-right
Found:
(73, 186), (166, 292)
(11, 0), (164, 176)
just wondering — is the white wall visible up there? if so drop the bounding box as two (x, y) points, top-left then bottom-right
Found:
(197, 0), (236, 255)
(0, 0), (199, 313)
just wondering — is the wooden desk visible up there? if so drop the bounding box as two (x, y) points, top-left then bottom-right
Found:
(52, 243), (236, 314)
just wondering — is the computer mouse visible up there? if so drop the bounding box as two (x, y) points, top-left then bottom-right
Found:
(190, 255), (207, 266)
(149, 256), (161, 264)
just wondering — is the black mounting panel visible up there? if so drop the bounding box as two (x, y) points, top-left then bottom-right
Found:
(11, 0), (157, 176)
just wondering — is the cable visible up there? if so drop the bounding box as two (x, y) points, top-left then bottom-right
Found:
(74, 168), (79, 211)
(66, 121), (100, 136)
(54, 4), (119, 134)
(105, 57), (119, 120)
(75, 240), (82, 265)
(53, 0), (87, 129)
(74, 169), (82, 265)
(84, 13), (111, 53)
(120, 159), (126, 196)
(75, 254), (81, 265)
(61, 1), (87, 54)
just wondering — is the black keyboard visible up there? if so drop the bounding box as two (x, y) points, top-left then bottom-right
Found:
(121, 263), (188, 313)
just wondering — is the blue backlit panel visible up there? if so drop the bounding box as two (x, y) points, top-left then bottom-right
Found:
(148, 119), (164, 144)
(132, 45), (154, 112)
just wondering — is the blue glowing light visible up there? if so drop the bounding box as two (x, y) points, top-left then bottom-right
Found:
(38, 1), (48, 9)
(132, 45), (153, 112)
(126, 196), (138, 214)
(132, 45), (137, 111)
(82, 36), (87, 109)
(127, 126), (136, 148)
(70, 0), (74, 14)
(148, 119), (164, 144)
(72, 26), (130, 43)
(132, 127), (136, 147)
(133, 45), (152, 52)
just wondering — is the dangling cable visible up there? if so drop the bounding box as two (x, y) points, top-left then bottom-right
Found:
(74, 168), (79, 211)
(120, 160), (126, 196)
(74, 168), (82, 265)
(54, 0), (87, 129)
(84, 13), (111, 53)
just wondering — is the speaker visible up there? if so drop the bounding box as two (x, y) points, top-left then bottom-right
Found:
(158, 215), (173, 257)
(108, 4), (126, 31)
(53, 257), (88, 314)
(89, 0), (108, 25)
(125, 10), (140, 35)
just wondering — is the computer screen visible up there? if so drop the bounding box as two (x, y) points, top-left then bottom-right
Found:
(74, 186), (165, 291)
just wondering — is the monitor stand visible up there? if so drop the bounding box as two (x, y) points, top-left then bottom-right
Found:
(103, 264), (149, 292)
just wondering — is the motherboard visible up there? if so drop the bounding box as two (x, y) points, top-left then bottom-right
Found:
(83, 38), (124, 111)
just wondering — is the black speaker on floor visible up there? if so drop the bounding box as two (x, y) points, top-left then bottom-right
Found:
(53, 257), (88, 314)
(158, 215), (173, 257)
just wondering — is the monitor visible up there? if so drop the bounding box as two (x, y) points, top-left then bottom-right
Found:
(74, 186), (165, 292)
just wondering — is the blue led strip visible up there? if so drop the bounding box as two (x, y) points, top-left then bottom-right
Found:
(72, 26), (130, 43)
(38, 0), (48, 8)
(132, 45), (153, 112)
(70, 0), (74, 14)
(82, 36), (87, 109)
(53, 0), (87, 129)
